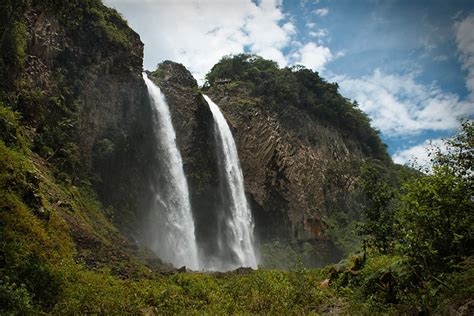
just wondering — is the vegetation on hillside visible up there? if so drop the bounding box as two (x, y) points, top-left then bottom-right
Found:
(1, 0), (151, 236)
(334, 120), (473, 312)
(205, 54), (389, 163)
(1, 0), (139, 181)
(4, 98), (470, 314)
(0, 102), (155, 313)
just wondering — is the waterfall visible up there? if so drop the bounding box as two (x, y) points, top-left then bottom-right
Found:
(203, 95), (258, 270)
(142, 73), (199, 270)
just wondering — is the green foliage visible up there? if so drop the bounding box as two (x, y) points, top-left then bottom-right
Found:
(357, 160), (398, 254)
(45, 265), (338, 315)
(260, 240), (336, 269)
(330, 121), (474, 313)
(14, 256), (63, 309)
(432, 119), (473, 178)
(331, 253), (474, 313)
(87, 5), (133, 50)
(398, 167), (473, 272)
(324, 158), (364, 255)
(326, 215), (361, 255)
(260, 240), (299, 269)
(397, 121), (473, 272)
(0, 0), (29, 92)
(1, 0), (140, 182)
(0, 277), (34, 315)
(0, 114), (471, 315)
(0, 2), (471, 314)
(0, 102), (146, 313)
(205, 54), (390, 162)
(0, 103), (27, 149)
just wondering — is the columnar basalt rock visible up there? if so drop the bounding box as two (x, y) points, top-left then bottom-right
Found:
(148, 61), (367, 264)
(206, 86), (364, 250)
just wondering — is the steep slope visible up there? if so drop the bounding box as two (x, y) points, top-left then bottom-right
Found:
(1, 1), (161, 311)
(146, 57), (391, 267)
(1, 1), (155, 233)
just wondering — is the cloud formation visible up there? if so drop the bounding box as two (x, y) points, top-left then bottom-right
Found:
(104, 0), (332, 82)
(335, 70), (473, 136)
(309, 29), (328, 38)
(314, 8), (329, 17)
(392, 138), (446, 165)
(293, 42), (333, 72)
(104, 0), (471, 165)
(455, 13), (474, 99)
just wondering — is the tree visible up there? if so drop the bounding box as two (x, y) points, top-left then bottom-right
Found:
(357, 161), (398, 254)
(397, 120), (474, 272)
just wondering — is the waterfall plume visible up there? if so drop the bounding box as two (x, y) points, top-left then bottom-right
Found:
(142, 73), (199, 270)
(203, 95), (258, 270)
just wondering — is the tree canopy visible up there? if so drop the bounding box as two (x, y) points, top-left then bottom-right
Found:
(205, 54), (390, 163)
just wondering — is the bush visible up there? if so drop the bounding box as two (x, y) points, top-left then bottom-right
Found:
(397, 121), (473, 272)
(0, 277), (34, 315)
(357, 160), (398, 254)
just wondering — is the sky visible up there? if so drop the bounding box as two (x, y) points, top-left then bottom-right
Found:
(103, 0), (474, 166)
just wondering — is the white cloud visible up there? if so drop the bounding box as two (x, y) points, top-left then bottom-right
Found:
(455, 13), (474, 99)
(309, 29), (328, 38)
(392, 138), (446, 166)
(314, 8), (329, 17)
(334, 69), (474, 136)
(103, 0), (304, 83)
(433, 55), (448, 62)
(293, 42), (333, 72)
(283, 22), (296, 34)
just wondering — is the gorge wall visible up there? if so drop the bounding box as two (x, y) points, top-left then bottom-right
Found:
(207, 86), (363, 241)
(2, 1), (155, 233)
(149, 60), (391, 265)
(1, 0), (159, 275)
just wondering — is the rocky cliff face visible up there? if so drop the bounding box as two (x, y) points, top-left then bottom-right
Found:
(3, 1), (155, 233)
(148, 62), (227, 264)
(2, 1), (386, 267)
(206, 85), (364, 253)
(148, 61), (379, 264)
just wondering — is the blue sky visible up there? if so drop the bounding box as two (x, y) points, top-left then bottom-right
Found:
(104, 0), (474, 165)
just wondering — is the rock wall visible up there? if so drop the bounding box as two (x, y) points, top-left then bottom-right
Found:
(207, 85), (364, 246)
(149, 62), (365, 262)
(12, 2), (155, 233)
(148, 61), (223, 261)
(9, 2), (376, 261)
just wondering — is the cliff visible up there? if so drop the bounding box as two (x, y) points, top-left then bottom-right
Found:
(147, 57), (391, 266)
(0, 2), (159, 307)
(1, 0), (155, 233)
(203, 56), (390, 265)
(1, 0), (389, 278)
(1, 3), (471, 314)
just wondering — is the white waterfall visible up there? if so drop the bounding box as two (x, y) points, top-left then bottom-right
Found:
(143, 73), (199, 270)
(203, 95), (258, 270)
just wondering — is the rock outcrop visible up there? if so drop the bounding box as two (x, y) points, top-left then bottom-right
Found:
(148, 61), (379, 264)
(5, 2), (155, 233)
(2, 1), (387, 267)
(147, 62), (225, 264)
